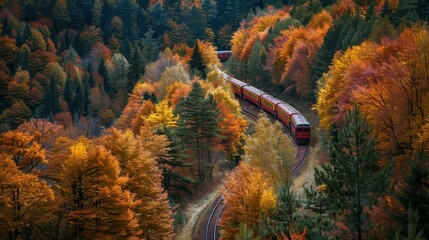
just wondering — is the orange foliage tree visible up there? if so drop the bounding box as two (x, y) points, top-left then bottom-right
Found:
(316, 26), (429, 158)
(219, 164), (276, 239)
(51, 139), (141, 239)
(100, 129), (174, 239)
(0, 155), (55, 239)
(0, 130), (47, 173)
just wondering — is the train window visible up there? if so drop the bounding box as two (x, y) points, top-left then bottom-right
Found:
(305, 128), (310, 132)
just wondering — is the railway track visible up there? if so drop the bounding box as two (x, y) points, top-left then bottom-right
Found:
(240, 108), (258, 123)
(204, 195), (225, 240)
(203, 109), (309, 240)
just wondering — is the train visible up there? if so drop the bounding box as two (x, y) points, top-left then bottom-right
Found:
(218, 70), (311, 145)
(216, 51), (232, 62)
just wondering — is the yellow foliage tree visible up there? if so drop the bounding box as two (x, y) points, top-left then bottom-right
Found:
(243, 112), (295, 187)
(144, 100), (178, 129)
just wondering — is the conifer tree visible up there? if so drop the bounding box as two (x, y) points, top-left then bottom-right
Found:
(63, 76), (74, 111)
(396, 146), (429, 237)
(127, 47), (144, 92)
(43, 77), (61, 115)
(157, 127), (194, 194)
(189, 42), (207, 79)
(247, 38), (263, 88)
(174, 82), (221, 181)
(314, 105), (390, 240)
(273, 184), (302, 235)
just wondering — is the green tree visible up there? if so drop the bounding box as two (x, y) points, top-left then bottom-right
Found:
(174, 82), (221, 181)
(271, 184), (302, 237)
(157, 127), (194, 194)
(127, 46), (144, 92)
(396, 146), (429, 237)
(247, 39), (264, 88)
(43, 77), (61, 115)
(53, 0), (70, 33)
(189, 42), (206, 79)
(314, 105), (390, 239)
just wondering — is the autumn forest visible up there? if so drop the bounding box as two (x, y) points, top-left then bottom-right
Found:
(0, 0), (429, 239)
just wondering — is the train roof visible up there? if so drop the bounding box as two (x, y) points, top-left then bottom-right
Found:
(261, 94), (284, 105)
(216, 50), (232, 54)
(291, 114), (310, 127)
(243, 85), (266, 96)
(229, 77), (248, 87)
(277, 102), (300, 115)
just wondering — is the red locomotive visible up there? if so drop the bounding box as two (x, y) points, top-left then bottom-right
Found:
(219, 69), (311, 145)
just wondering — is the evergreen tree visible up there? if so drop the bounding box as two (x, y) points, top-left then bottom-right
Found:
(157, 127), (194, 194)
(141, 29), (156, 64)
(396, 146), (429, 237)
(189, 42), (207, 79)
(164, 0), (181, 21)
(1, 17), (12, 37)
(150, 3), (168, 38)
(313, 105), (390, 240)
(202, 0), (218, 26)
(82, 74), (90, 115)
(64, 76), (74, 110)
(127, 47), (144, 92)
(174, 82), (221, 181)
(72, 81), (84, 115)
(99, 58), (110, 94)
(247, 39), (263, 88)
(43, 77), (61, 115)
(272, 184), (302, 236)
(101, 0), (113, 41)
(115, 0), (137, 40)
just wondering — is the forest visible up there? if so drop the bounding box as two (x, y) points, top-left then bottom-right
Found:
(0, 0), (429, 239)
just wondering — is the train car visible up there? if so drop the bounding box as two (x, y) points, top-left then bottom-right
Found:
(228, 77), (248, 98)
(216, 51), (232, 62)
(242, 85), (266, 106)
(260, 94), (284, 116)
(291, 114), (311, 145)
(276, 102), (300, 128)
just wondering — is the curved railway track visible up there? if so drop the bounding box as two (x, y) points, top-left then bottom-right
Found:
(204, 195), (225, 240)
(203, 108), (309, 240)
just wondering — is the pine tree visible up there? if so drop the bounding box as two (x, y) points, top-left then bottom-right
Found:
(63, 76), (74, 111)
(174, 82), (221, 181)
(272, 184), (302, 236)
(43, 77), (60, 115)
(127, 47), (143, 92)
(190, 42), (207, 79)
(72, 81), (84, 115)
(99, 58), (109, 93)
(396, 146), (429, 237)
(157, 127), (194, 194)
(1, 17), (12, 37)
(141, 29), (156, 64)
(247, 39), (263, 87)
(312, 12), (349, 98)
(314, 105), (390, 240)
